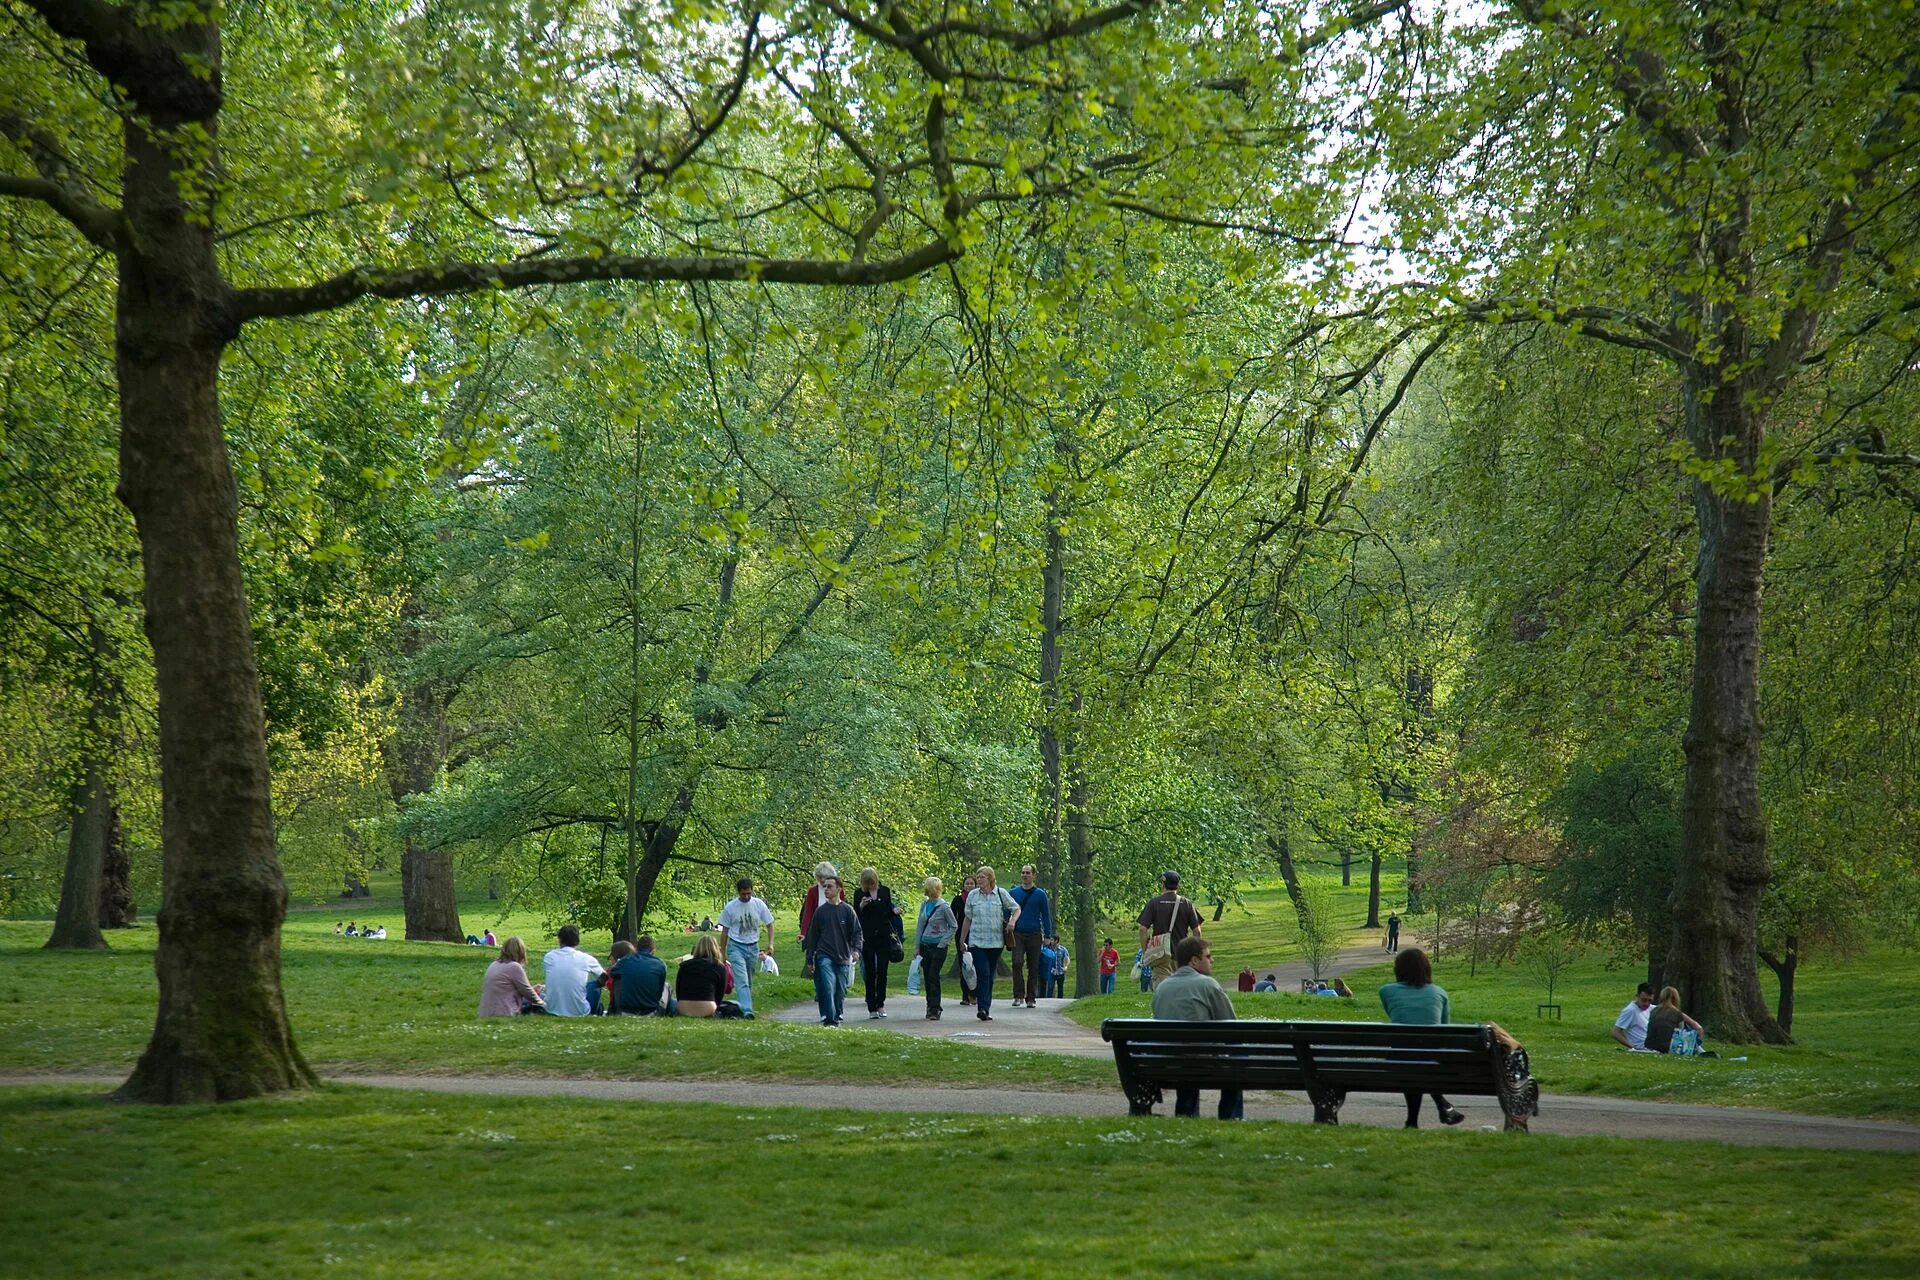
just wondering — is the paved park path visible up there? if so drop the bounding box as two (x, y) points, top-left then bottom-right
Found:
(5, 1069), (1916, 1152)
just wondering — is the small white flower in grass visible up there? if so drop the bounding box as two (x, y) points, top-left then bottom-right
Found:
(763, 1134), (797, 1142)
(834, 1125), (867, 1133)
(1097, 1130), (1142, 1143)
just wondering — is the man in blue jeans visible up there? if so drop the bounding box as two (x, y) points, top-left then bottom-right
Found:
(716, 876), (775, 1018)
(805, 875), (862, 1026)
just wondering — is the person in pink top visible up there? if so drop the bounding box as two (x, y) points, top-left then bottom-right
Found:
(478, 936), (547, 1016)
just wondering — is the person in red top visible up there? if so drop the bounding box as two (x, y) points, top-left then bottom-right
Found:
(1237, 966), (1256, 993)
(1098, 936), (1121, 995)
(798, 861), (838, 967)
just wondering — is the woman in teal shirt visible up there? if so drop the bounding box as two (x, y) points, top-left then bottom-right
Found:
(1378, 948), (1466, 1128)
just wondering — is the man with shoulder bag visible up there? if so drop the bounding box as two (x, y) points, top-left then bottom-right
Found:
(1137, 869), (1202, 988)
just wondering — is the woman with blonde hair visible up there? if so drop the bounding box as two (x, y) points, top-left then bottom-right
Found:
(1645, 986), (1705, 1054)
(478, 936), (547, 1017)
(675, 933), (730, 1018)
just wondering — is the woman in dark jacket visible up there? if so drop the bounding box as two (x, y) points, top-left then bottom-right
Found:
(852, 866), (903, 1018)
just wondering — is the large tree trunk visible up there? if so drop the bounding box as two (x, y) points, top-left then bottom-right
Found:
(1064, 704), (1097, 996)
(47, 757), (111, 951)
(1364, 852), (1382, 929)
(388, 597), (462, 942)
(112, 99), (314, 1101)
(1034, 484), (1067, 900)
(1667, 381), (1788, 1045)
(96, 798), (134, 928)
(625, 786), (695, 935)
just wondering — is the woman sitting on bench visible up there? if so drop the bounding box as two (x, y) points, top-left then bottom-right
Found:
(1378, 948), (1467, 1128)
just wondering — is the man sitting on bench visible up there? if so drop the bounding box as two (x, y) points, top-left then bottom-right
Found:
(1150, 934), (1243, 1120)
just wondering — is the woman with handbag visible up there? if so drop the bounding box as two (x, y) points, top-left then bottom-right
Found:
(853, 867), (904, 1018)
(915, 876), (959, 1020)
(959, 865), (1020, 1022)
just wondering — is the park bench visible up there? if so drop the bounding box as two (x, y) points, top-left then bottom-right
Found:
(1100, 1018), (1540, 1131)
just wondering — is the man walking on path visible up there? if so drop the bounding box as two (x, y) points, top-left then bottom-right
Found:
(1385, 911), (1401, 953)
(1137, 870), (1203, 987)
(717, 877), (775, 1018)
(805, 876), (863, 1026)
(915, 876), (958, 1020)
(1152, 935), (1243, 1120)
(959, 865), (1020, 1021)
(1099, 938), (1120, 994)
(1008, 864), (1053, 1008)
(542, 925), (605, 1017)
(1048, 937), (1070, 998)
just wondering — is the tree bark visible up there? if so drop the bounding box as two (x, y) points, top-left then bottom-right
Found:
(1064, 701), (1096, 996)
(1404, 850), (1423, 914)
(388, 597), (463, 942)
(1270, 831), (1305, 913)
(1758, 935), (1798, 1036)
(1341, 849), (1351, 887)
(111, 95), (314, 1100)
(96, 799), (134, 928)
(1666, 379), (1789, 1044)
(47, 757), (111, 950)
(1034, 480), (1067, 899)
(1364, 851), (1382, 928)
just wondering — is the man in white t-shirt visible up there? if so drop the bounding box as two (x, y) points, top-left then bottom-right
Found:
(717, 877), (775, 1018)
(1612, 982), (1655, 1049)
(542, 924), (605, 1016)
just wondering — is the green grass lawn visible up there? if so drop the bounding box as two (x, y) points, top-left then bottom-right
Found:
(0, 919), (1114, 1090)
(1, 1085), (1913, 1279)
(1065, 945), (1920, 1121)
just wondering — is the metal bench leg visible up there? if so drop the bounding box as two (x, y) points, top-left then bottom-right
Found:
(1307, 1085), (1344, 1125)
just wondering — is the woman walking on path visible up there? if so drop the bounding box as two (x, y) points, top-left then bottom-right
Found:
(1378, 948), (1465, 1128)
(959, 865), (1020, 1022)
(853, 867), (904, 1017)
(915, 876), (959, 1020)
(805, 875), (863, 1026)
(949, 874), (979, 1006)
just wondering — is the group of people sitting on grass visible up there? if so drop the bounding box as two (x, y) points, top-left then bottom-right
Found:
(334, 921), (387, 939)
(478, 925), (766, 1019)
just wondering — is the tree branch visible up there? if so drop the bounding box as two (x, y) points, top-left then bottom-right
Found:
(0, 109), (120, 250)
(231, 239), (957, 324)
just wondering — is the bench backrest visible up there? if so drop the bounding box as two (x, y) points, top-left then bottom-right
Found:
(1101, 1018), (1505, 1094)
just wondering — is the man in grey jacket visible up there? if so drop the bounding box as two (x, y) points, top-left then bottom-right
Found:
(1151, 934), (1242, 1120)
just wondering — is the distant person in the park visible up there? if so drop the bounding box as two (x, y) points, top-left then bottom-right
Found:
(805, 875), (862, 1026)
(478, 936), (546, 1017)
(960, 865), (1020, 1022)
(716, 877), (775, 1019)
(345, 922), (358, 937)
(674, 935), (729, 1018)
(951, 874), (980, 1007)
(1151, 935), (1243, 1120)
(798, 861), (839, 966)
(1332, 977), (1353, 998)
(1049, 936), (1070, 998)
(758, 949), (780, 975)
(853, 867), (904, 1018)
(333, 922), (343, 935)
(607, 935), (670, 1016)
(915, 876), (959, 1020)
(1379, 948), (1466, 1128)
(1009, 864), (1054, 1008)
(1386, 911), (1401, 953)
(1255, 974), (1278, 993)
(1138, 870), (1203, 987)
(1099, 937), (1120, 994)
(1612, 982), (1657, 1050)
(1135, 946), (1152, 991)
(369, 924), (387, 939)
(1237, 966), (1256, 993)
(1644, 986), (1705, 1054)
(483, 928), (496, 948)
(697, 915), (714, 932)
(542, 924), (605, 1017)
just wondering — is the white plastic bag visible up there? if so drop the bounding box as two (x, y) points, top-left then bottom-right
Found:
(906, 953), (924, 995)
(961, 950), (977, 990)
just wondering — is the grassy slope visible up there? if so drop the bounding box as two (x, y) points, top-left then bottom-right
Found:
(2, 1085), (1914, 1279)
(1065, 945), (1920, 1121)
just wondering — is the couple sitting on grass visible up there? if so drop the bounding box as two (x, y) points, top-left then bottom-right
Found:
(477, 926), (741, 1019)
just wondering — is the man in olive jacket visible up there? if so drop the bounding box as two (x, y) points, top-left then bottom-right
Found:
(1150, 934), (1242, 1120)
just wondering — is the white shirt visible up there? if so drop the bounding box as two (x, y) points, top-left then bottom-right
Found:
(1615, 998), (1650, 1049)
(542, 946), (605, 1016)
(717, 896), (774, 948)
(758, 952), (780, 975)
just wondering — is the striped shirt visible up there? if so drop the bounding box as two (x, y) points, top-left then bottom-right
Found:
(962, 886), (1019, 945)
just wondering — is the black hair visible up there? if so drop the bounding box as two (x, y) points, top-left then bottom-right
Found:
(557, 924), (581, 947)
(736, 877), (754, 893)
(1393, 947), (1433, 987)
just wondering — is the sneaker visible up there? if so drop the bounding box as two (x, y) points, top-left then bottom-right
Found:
(868, 1011), (882, 1019)
(927, 1011), (941, 1021)
(978, 1013), (993, 1022)
(1441, 1109), (1466, 1126)
(876, 1010), (889, 1019)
